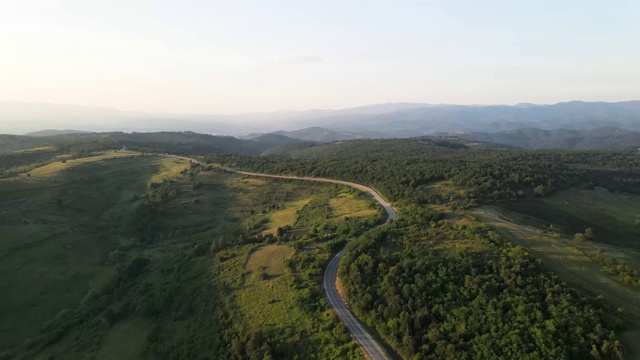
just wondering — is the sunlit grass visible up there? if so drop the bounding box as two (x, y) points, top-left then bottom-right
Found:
(329, 193), (377, 220)
(261, 198), (311, 235)
(26, 151), (134, 177)
(12, 146), (55, 153)
(148, 157), (190, 185)
(246, 245), (295, 275)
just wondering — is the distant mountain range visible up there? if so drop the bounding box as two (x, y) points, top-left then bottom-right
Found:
(229, 100), (640, 145)
(0, 101), (440, 135)
(5, 100), (640, 150)
(310, 100), (640, 136)
(4, 100), (640, 137)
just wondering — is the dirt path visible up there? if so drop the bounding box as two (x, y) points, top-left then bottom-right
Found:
(472, 206), (640, 358)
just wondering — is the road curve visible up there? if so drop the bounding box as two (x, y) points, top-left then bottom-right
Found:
(163, 155), (396, 359)
(232, 170), (397, 223)
(229, 170), (396, 360)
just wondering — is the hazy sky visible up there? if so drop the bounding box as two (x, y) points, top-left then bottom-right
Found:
(2, 0), (639, 114)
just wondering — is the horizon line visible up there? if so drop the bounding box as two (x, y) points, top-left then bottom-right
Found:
(2, 99), (640, 117)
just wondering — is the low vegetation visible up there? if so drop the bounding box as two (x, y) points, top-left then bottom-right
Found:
(4, 134), (640, 359)
(0, 152), (382, 359)
(506, 188), (640, 249)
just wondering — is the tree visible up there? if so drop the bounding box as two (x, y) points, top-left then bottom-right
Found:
(533, 185), (547, 197)
(585, 228), (594, 239)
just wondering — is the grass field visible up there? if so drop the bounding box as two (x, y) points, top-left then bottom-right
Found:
(237, 245), (307, 331)
(506, 187), (640, 249)
(0, 147), (60, 178)
(261, 198), (312, 235)
(25, 151), (136, 177)
(329, 193), (378, 220)
(148, 157), (189, 185)
(13, 146), (56, 153)
(246, 244), (295, 275)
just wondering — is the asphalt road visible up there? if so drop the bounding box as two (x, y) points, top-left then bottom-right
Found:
(323, 249), (390, 360)
(162, 154), (396, 359)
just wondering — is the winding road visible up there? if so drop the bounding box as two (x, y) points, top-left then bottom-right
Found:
(231, 170), (397, 360)
(163, 154), (396, 359)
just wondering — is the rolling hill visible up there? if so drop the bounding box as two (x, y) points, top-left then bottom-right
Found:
(309, 101), (640, 136)
(6, 100), (640, 138)
(450, 127), (640, 149)
(0, 131), (297, 157)
(23, 129), (92, 137)
(272, 127), (368, 142)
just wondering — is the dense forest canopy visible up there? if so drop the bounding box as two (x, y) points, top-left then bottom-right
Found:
(340, 212), (624, 359)
(207, 138), (640, 205)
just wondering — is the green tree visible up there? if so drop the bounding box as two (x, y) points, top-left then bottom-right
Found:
(585, 228), (594, 239)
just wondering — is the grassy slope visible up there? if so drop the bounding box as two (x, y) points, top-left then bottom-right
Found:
(0, 155), (182, 351)
(261, 198), (312, 235)
(2, 153), (381, 359)
(213, 175), (386, 359)
(329, 193), (378, 220)
(0, 147), (59, 177)
(246, 245), (295, 275)
(505, 188), (640, 249)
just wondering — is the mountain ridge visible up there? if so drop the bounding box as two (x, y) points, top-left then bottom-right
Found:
(3, 100), (640, 136)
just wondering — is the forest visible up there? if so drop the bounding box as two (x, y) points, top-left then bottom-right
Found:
(340, 211), (624, 359)
(2, 135), (640, 359)
(206, 138), (640, 205)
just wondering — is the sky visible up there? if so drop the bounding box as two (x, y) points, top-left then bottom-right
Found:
(1, 0), (639, 114)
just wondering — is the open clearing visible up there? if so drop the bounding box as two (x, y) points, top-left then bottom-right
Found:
(246, 244), (295, 275)
(12, 146), (55, 153)
(148, 157), (190, 184)
(261, 198), (312, 235)
(235, 263), (309, 333)
(26, 151), (137, 177)
(329, 193), (378, 220)
(260, 191), (378, 235)
(506, 188), (640, 249)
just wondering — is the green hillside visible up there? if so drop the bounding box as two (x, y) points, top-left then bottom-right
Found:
(0, 151), (382, 358)
(4, 134), (640, 359)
